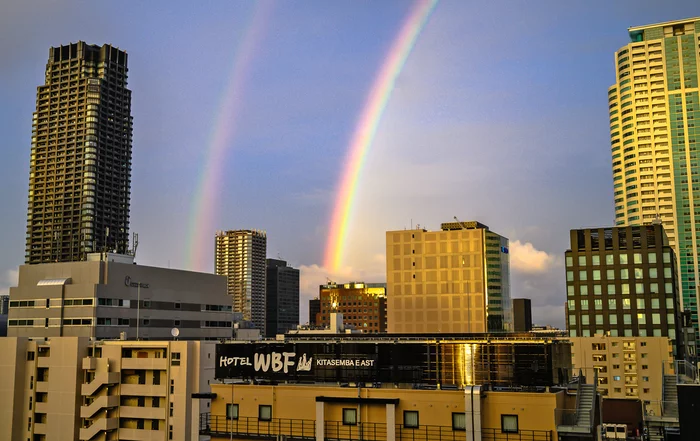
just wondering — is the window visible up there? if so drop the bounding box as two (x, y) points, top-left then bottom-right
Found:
(648, 253), (657, 264)
(592, 255), (600, 266)
(580, 286), (588, 295)
(579, 256), (587, 266)
(609, 299), (617, 309)
(579, 271), (588, 281)
(607, 269), (615, 280)
(343, 408), (357, 425)
(637, 299), (645, 309)
(610, 314), (618, 325)
(137, 420), (145, 430)
(226, 403), (239, 420)
(567, 271), (574, 282)
(27, 352), (35, 361)
(566, 256), (573, 267)
(595, 299), (603, 310)
(594, 285), (602, 295)
(652, 314), (661, 325)
(620, 254), (628, 264)
(153, 371), (160, 385)
(593, 270), (601, 281)
(259, 405), (272, 421)
(152, 420), (159, 430)
(175, 302), (181, 309)
(404, 411), (419, 428)
(452, 413), (466, 431)
(171, 352), (181, 366)
(634, 253), (642, 264)
(501, 415), (518, 433)
(606, 255), (615, 265)
(621, 284), (630, 295)
(567, 286), (574, 296)
(620, 269), (629, 279)
(614, 376), (621, 381)
(638, 313), (646, 325)
(663, 252), (670, 263)
(649, 268), (657, 278)
(144, 300), (151, 308)
(569, 315), (577, 326)
(664, 268), (672, 278)
(608, 284), (616, 295)
(152, 397), (159, 407)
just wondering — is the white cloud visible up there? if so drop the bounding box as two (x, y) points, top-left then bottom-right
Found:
(510, 240), (559, 274)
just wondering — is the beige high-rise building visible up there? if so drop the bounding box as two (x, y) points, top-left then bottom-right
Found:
(386, 220), (511, 333)
(608, 17), (700, 338)
(0, 337), (215, 441)
(215, 230), (267, 333)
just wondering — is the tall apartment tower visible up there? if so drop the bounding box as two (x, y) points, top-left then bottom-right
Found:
(215, 230), (267, 332)
(386, 220), (512, 333)
(608, 18), (700, 337)
(26, 42), (133, 264)
(564, 225), (685, 357)
(265, 258), (300, 337)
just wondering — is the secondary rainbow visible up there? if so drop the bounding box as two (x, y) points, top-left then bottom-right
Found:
(186, 3), (272, 271)
(323, 0), (439, 271)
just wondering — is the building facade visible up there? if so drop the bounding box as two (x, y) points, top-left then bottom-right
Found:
(203, 336), (574, 441)
(215, 230), (267, 333)
(564, 225), (684, 356)
(26, 42), (133, 264)
(386, 220), (511, 333)
(7, 253), (233, 340)
(0, 337), (215, 441)
(607, 17), (700, 338)
(265, 258), (299, 337)
(513, 298), (533, 332)
(569, 336), (673, 406)
(317, 282), (387, 333)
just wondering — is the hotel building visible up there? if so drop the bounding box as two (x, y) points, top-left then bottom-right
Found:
(607, 17), (700, 337)
(386, 220), (511, 333)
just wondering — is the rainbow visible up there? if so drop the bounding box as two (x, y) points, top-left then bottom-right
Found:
(186, 3), (272, 271)
(323, 0), (439, 271)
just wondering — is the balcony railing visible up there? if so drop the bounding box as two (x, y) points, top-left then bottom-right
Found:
(199, 414), (551, 441)
(199, 414), (316, 439)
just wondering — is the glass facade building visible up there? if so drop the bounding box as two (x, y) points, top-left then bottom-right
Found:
(608, 18), (700, 339)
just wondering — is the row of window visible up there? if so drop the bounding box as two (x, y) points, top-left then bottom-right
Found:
(566, 252), (670, 267)
(224, 403), (519, 433)
(569, 313), (673, 327)
(569, 328), (674, 339)
(10, 298), (93, 308)
(569, 297), (675, 311)
(567, 267), (673, 282)
(568, 282), (673, 296)
(8, 318), (92, 326)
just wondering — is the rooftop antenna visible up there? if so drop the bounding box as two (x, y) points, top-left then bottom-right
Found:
(131, 232), (139, 258)
(453, 216), (468, 229)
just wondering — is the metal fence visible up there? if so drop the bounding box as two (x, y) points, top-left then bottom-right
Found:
(199, 414), (316, 439)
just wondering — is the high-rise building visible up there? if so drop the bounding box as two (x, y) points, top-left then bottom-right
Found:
(26, 42), (133, 264)
(317, 282), (387, 333)
(608, 18), (700, 338)
(215, 230), (267, 333)
(265, 258), (299, 337)
(0, 294), (8, 315)
(308, 298), (320, 326)
(386, 220), (512, 333)
(513, 298), (533, 332)
(564, 225), (685, 357)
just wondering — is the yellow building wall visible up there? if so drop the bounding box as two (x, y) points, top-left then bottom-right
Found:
(209, 383), (563, 440)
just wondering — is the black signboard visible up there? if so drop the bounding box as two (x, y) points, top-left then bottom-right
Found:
(215, 340), (570, 387)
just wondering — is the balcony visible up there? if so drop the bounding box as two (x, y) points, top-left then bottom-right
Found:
(80, 395), (119, 419)
(79, 417), (118, 440)
(198, 414), (553, 441)
(34, 422), (47, 434)
(121, 358), (168, 371)
(117, 428), (166, 441)
(81, 372), (120, 396)
(119, 406), (167, 420)
(83, 357), (97, 370)
(36, 381), (49, 393)
(120, 384), (167, 397)
(35, 402), (49, 415)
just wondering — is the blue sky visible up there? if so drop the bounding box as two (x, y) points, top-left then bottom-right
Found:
(0, 1), (698, 327)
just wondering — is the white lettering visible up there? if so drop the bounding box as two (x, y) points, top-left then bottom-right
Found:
(282, 352), (295, 373)
(254, 353), (271, 372)
(271, 352), (283, 372)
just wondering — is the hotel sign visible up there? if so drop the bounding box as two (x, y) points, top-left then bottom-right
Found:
(215, 343), (402, 383)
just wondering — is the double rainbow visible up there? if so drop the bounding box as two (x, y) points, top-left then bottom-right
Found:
(323, 0), (439, 271)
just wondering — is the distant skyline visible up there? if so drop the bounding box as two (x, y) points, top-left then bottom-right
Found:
(1, 1), (699, 328)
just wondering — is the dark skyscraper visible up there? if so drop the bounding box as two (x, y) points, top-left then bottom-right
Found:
(26, 42), (133, 264)
(512, 298), (532, 332)
(308, 298), (320, 326)
(265, 259), (299, 337)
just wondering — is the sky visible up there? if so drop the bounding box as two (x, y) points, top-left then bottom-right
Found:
(1, 1), (698, 328)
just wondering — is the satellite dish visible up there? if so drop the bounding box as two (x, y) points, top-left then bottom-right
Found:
(171, 328), (180, 338)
